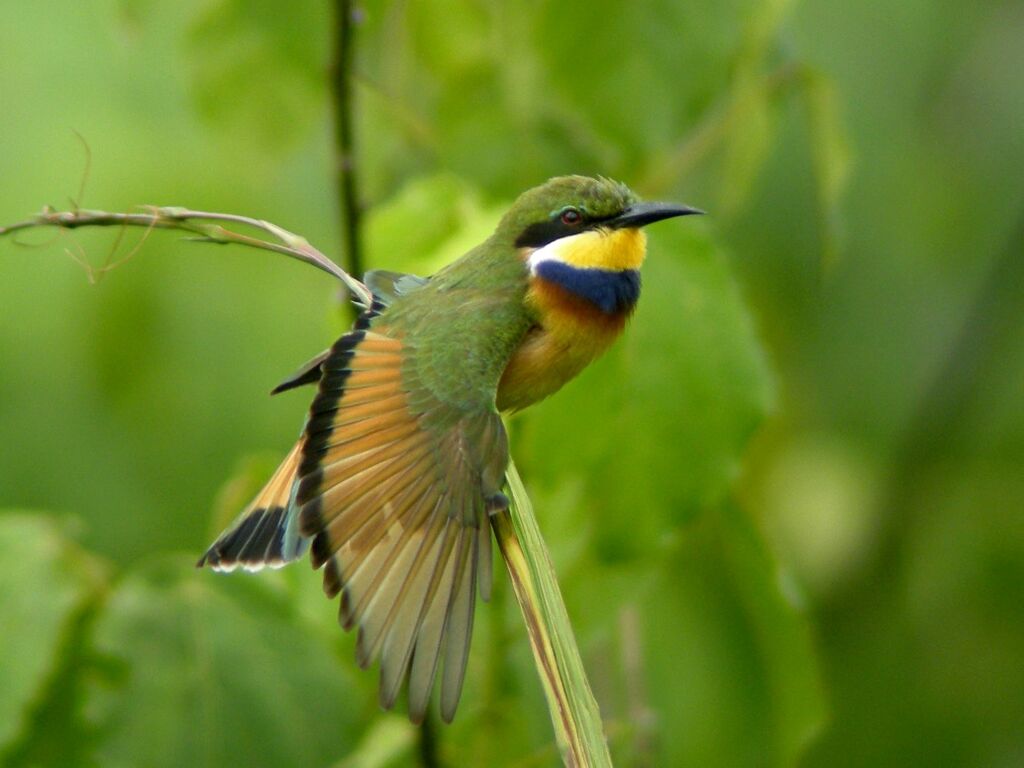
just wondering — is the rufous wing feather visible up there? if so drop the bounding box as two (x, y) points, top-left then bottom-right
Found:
(296, 322), (508, 723)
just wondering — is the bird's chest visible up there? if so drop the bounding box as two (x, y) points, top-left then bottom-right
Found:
(495, 277), (631, 412)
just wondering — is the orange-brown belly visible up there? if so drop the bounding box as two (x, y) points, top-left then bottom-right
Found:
(496, 279), (629, 412)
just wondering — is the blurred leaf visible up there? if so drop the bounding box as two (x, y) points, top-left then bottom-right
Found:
(0, 514), (103, 754)
(740, 0), (796, 62)
(363, 173), (480, 275)
(357, 1), (549, 194)
(758, 435), (883, 596)
(185, 0), (329, 148)
(88, 560), (363, 768)
(518, 225), (773, 563)
(355, 0), (750, 194)
(364, 173), (510, 279)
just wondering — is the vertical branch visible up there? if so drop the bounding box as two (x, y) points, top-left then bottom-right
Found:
(329, 4), (443, 764)
(330, 0), (363, 306)
(416, 713), (439, 768)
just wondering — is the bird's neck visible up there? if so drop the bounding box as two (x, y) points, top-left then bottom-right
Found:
(524, 227), (645, 314)
(496, 269), (635, 412)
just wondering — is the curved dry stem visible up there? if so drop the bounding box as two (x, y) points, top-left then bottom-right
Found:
(0, 206), (373, 307)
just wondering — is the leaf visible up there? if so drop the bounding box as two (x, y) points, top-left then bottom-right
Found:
(0, 514), (102, 754)
(88, 559), (364, 768)
(492, 462), (613, 768)
(517, 225), (774, 564)
(355, 1), (751, 194)
(363, 173), (480, 275)
(363, 173), (505, 277)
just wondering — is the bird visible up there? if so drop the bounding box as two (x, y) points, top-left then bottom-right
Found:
(197, 175), (701, 723)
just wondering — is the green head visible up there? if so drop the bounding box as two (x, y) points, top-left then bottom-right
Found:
(494, 175), (701, 256)
(490, 176), (701, 315)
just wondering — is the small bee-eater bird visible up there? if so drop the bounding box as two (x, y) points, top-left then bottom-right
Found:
(198, 175), (701, 723)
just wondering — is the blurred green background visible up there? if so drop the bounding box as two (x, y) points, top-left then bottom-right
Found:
(1, 1), (1022, 766)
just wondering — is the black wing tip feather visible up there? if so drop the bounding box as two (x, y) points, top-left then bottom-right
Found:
(270, 374), (314, 396)
(299, 496), (325, 541)
(271, 296), (381, 399)
(197, 506), (288, 570)
(323, 558), (343, 597)
(310, 529), (333, 569)
(340, 588), (355, 630)
(271, 348), (333, 396)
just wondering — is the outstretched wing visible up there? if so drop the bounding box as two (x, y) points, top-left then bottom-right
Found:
(295, 317), (509, 723)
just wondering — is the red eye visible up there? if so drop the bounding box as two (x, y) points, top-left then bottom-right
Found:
(560, 208), (582, 225)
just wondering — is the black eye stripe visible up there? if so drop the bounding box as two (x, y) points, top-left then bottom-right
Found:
(514, 210), (619, 248)
(514, 219), (575, 248)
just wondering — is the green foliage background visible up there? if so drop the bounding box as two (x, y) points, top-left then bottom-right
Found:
(1, 0), (1021, 766)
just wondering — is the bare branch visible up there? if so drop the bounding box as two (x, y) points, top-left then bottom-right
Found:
(0, 206), (373, 308)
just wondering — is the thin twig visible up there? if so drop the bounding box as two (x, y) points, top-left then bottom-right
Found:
(70, 130), (92, 211)
(0, 206), (373, 307)
(417, 716), (439, 768)
(331, 0), (363, 295)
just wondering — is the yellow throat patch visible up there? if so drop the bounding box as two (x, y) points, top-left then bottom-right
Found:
(528, 227), (648, 271)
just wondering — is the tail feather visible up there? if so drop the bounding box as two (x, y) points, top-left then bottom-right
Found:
(197, 442), (308, 572)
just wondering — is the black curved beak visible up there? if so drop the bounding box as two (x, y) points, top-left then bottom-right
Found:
(607, 202), (705, 229)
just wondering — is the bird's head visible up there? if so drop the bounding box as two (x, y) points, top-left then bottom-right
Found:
(496, 175), (702, 314)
